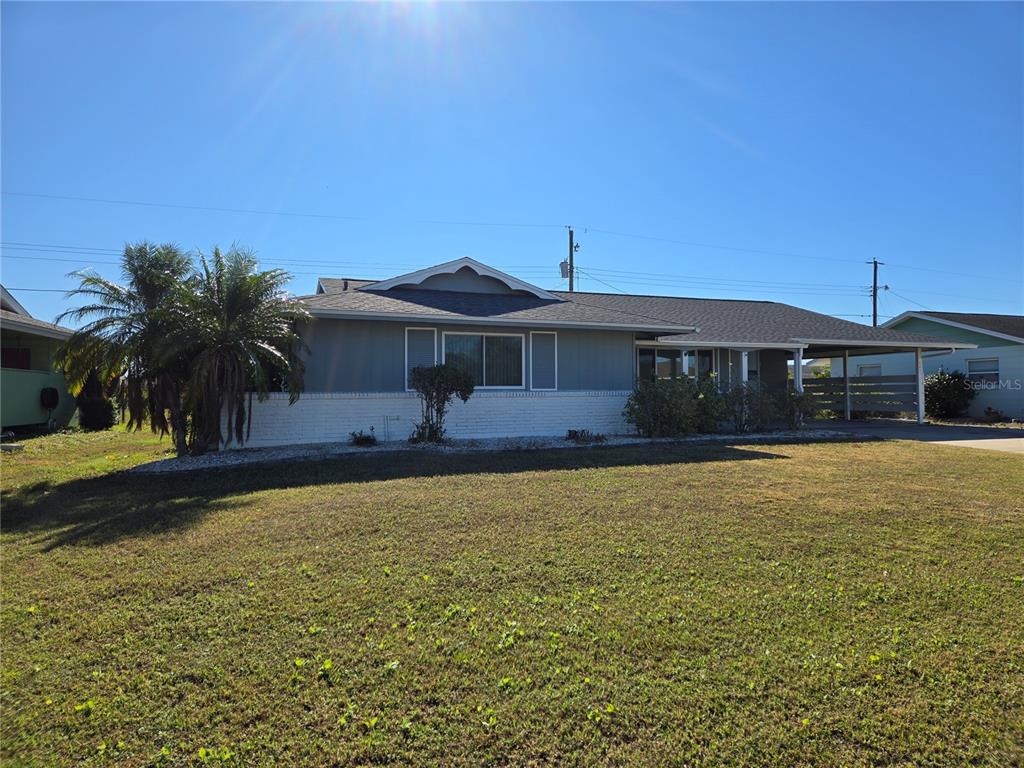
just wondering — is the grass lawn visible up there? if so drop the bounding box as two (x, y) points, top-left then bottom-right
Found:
(2, 430), (1022, 766)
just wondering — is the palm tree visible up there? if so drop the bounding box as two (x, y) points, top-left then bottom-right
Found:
(56, 242), (195, 455)
(173, 246), (309, 452)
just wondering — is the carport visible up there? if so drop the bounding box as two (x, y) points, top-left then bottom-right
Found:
(794, 340), (978, 424)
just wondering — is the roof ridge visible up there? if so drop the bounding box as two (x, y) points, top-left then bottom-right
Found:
(552, 289), (777, 304)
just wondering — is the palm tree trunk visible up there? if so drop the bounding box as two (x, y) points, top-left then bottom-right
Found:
(168, 397), (188, 457)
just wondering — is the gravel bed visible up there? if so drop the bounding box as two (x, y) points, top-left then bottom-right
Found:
(130, 429), (852, 474)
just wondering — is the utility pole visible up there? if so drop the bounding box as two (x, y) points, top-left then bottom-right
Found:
(867, 258), (885, 326)
(568, 227), (575, 292)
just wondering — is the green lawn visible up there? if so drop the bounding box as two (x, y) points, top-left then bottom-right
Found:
(2, 430), (1022, 766)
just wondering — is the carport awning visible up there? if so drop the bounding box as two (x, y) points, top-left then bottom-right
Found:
(798, 339), (977, 358)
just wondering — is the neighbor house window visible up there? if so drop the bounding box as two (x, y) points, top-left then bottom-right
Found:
(530, 332), (557, 390)
(443, 333), (524, 388)
(405, 328), (437, 390)
(967, 358), (998, 383)
(858, 364), (881, 377)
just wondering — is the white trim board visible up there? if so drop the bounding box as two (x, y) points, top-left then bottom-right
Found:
(361, 257), (562, 302)
(309, 308), (695, 334)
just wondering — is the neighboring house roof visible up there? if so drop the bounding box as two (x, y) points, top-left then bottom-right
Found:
(0, 308), (73, 340)
(884, 311), (1024, 344)
(1, 285), (30, 316)
(316, 277), (375, 294)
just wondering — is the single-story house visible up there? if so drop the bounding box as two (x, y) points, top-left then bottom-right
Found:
(236, 258), (975, 447)
(830, 311), (1023, 420)
(1, 286), (76, 430)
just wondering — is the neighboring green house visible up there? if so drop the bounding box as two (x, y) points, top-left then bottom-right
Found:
(1, 286), (76, 429)
(831, 311), (1024, 420)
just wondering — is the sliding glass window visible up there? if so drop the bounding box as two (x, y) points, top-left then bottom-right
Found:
(443, 333), (523, 388)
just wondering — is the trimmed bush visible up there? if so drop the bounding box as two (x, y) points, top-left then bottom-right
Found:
(775, 386), (814, 430)
(77, 395), (116, 431)
(724, 383), (777, 433)
(409, 364), (475, 443)
(623, 377), (727, 438)
(924, 370), (975, 419)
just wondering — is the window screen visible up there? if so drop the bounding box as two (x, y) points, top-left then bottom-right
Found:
(405, 329), (436, 389)
(531, 333), (557, 390)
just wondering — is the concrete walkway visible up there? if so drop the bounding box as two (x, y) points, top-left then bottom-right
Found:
(811, 419), (1024, 455)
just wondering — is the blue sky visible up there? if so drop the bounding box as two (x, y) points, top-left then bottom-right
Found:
(2, 1), (1021, 325)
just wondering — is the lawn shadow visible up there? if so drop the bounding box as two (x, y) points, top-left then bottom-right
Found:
(4, 441), (790, 550)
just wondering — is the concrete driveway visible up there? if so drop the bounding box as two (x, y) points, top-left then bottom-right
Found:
(810, 419), (1024, 455)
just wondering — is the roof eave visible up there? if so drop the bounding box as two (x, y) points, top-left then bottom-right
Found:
(0, 316), (73, 340)
(793, 337), (978, 350)
(307, 307), (696, 335)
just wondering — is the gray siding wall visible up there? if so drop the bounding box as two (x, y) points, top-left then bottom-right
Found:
(300, 318), (635, 393)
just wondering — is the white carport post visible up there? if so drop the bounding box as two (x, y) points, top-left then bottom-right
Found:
(843, 350), (851, 421)
(915, 347), (925, 424)
(793, 348), (804, 392)
(740, 351), (749, 383)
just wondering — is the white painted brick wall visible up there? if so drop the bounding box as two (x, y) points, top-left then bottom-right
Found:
(227, 391), (632, 448)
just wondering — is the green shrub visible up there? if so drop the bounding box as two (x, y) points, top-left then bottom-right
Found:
(924, 370), (975, 419)
(623, 377), (726, 438)
(349, 428), (377, 447)
(409, 364), (475, 443)
(566, 429), (608, 444)
(724, 383), (777, 433)
(774, 386), (814, 430)
(76, 395), (116, 431)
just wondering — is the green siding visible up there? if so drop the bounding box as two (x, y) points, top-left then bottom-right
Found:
(890, 316), (1015, 347)
(0, 331), (75, 428)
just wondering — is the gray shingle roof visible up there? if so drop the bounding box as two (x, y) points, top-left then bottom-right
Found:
(914, 311), (1024, 340)
(302, 288), (696, 332)
(553, 292), (957, 346)
(301, 285), (966, 348)
(0, 309), (73, 339)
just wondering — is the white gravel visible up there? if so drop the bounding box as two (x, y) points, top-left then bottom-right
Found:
(130, 429), (851, 474)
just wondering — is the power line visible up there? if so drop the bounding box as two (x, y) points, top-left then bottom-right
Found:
(575, 268), (627, 294)
(1, 191), (564, 230)
(3, 193), (1010, 280)
(885, 288), (932, 311)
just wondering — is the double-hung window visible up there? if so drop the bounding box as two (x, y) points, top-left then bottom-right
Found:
(967, 358), (999, 384)
(443, 332), (524, 388)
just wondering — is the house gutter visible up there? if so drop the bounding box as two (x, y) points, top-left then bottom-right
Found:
(307, 308), (698, 335)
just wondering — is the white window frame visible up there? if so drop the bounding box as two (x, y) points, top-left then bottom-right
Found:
(966, 357), (999, 381)
(858, 364), (882, 377)
(441, 331), (526, 390)
(404, 327), (437, 392)
(529, 331), (558, 391)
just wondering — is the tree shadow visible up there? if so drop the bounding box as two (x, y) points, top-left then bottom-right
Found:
(4, 441), (794, 551)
